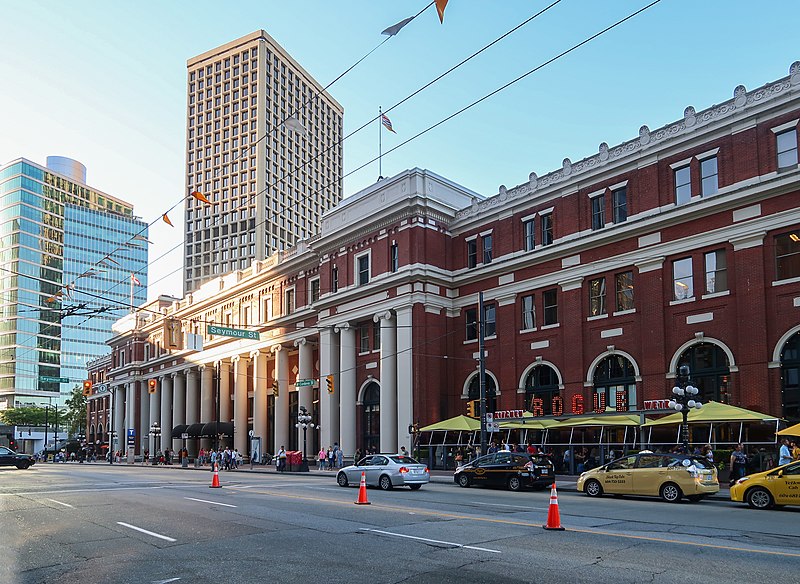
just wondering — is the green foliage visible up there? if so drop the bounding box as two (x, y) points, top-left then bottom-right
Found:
(63, 385), (87, 436)
(0, 406), (48, 426)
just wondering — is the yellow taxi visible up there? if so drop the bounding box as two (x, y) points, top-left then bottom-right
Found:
(576, 451), (719, 502)
(729, 460), (800, 509)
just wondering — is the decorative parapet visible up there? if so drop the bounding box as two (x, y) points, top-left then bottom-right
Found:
(454, 61), (800, 221)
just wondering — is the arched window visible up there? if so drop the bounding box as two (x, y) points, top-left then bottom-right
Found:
(678, 343), (730, 403)
(781, 332), (800, 421)
(593, 355), (636, 411)
(362, 382), (380, 453)
(467, 374), (497, 413)
(524, 365), (560, 415)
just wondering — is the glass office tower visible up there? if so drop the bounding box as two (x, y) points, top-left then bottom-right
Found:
(0, 157), (147, 409)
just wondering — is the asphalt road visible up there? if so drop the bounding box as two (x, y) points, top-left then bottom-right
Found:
(1, 463), (799, 584)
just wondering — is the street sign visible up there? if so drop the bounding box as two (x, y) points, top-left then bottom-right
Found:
(295, 379), (314, 387)
(181, 433), (189, 439)
(206, 324), (260, 340)
(40, 376), (70, 383)
(127, 428), (136, 438)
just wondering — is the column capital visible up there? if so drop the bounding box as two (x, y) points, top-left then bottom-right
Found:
(293, 337), (308, 348)
(231, 355), (242, 364)
(249, 349), (265, 359)
(271, 344), (285, 354)
(373, 310), (393, 323)
(334, 322), (351, 333)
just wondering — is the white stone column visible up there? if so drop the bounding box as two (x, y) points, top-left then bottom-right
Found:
(125, 381), (135, 462)
(336, 323), (356, 460)
(172, 372), (186, 452)
(233, 355), (248, 455)
(113, 385), (125, 457)
(148, 378), (159, 455)
(186, 368), (200, 456)
(294, 337), (313, 457)
(139, 380), (150, 455)
(376, 311), (397, 453)
(272, 345), (289, 451)
(396, 306), (414, 452)
(319, 327), (339, 452)
(200, 365), (214, 451)
(251, 350), (268, 459)
(159, 375), (173, 456)
(219, 360), (232, 425)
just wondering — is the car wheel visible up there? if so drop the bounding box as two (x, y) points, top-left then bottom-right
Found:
(660, 482), (683, 503)
(457, 474), (471, 488)
(409, 484), (422, 491)
(16, 461), (30, 470)
(507, 476), (522, 492)
(687, 495), (704, 502)
(584, 479), (603, 497)
(336, 472), (349, 487)
(746, 487), (773, 510)
(379, 475), (393, 491)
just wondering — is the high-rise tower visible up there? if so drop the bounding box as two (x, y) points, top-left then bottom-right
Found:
(184, 30), (344, 294)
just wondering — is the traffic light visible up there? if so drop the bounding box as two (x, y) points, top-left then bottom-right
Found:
(148, 379), (157, 394)
(326, 374), (334, 394)
(82, 380), (92, 396)
(272, 379), (279, 398)
(466, 400), (477, 418)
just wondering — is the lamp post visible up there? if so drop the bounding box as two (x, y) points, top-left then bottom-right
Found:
(150, 422), (161, 461)
(668, 364), (703, 452)
(295, 406), (314, 472)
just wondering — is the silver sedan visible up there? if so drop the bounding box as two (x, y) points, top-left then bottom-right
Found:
(336, 454), (429, 490)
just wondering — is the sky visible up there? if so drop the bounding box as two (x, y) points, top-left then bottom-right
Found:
(1, 0), (798, 302)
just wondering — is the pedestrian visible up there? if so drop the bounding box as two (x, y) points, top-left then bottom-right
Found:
(318, 447), (327, 470)
(277, 446), (287, 472)
(143, 449), (149, 465)
(730, 443), (747, 484)
(792, 441), (800, 461)
(199, 448), (205, 466)
(779, 438), (792, 466)
(336, 445), (344, 469)
(702, 445), (714, 465)
(400, 446), (409, 458)
(354, 448), (362, 465)
(327, 446), (335, 470)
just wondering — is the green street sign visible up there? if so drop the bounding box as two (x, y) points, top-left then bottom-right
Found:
(40, 376), (70, 383)
(295, 379), (314, 387)
(207, 325), (260, 340)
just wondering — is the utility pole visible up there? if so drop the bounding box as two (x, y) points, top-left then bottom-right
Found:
(478, 292), (488, 456)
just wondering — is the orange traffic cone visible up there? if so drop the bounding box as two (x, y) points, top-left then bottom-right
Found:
(543, 482), (564, 530)
(209, 461), (222, 488)
(354, 471), (370, 505)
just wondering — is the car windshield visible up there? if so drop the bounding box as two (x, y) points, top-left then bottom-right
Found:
(665, 456), (712, 469)
(389, 456), (420, 464)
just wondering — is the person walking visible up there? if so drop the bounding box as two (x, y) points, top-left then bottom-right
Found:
(354, 448), (362, 465)
(327, 446), (335, 470)
(730, 443), (747, 484)
(277, 446), (287, 472)
(791, 441), (800, 461)
(336, 445), (344, 469)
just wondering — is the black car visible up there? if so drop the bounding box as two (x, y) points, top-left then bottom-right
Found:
(454, 451), (554, 491)
(0, 446), (35, 469)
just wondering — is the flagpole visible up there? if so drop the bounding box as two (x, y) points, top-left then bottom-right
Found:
(130, 275), (134, 313)
(378, 106), (382, 179)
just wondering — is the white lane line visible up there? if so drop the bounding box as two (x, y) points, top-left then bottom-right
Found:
(46, 498), (74, 508)
(1, 486), (167, 496)
(470, 501), (547, 511)
(184, 497), (237, 508)
(117, 522), (176, 542)
(152, 578), (181, 583)
(360, 528), (501, 553)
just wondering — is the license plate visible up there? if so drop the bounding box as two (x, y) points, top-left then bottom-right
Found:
(412, 469), (422, 474)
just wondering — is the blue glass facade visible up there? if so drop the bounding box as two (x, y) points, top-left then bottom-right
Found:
(0, 159), (147, 408)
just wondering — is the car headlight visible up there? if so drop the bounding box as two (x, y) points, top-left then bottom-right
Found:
(735, 477), (749, 485)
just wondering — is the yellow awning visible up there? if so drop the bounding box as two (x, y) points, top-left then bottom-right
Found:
(556, 413), (643, 427)
(777, 423), (800, 436)
(644, 401), (778, 426)
(419, 415), (481, 432)
(500, 413), (559, 430)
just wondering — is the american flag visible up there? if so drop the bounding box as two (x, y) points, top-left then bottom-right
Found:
(130, 273), (141, 286)
(381, 113), (396, 133)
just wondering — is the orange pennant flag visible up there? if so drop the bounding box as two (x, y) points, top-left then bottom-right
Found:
(162, 213), (174, 227)
(435, 0), (448, 23)
(190, 190), (211, 204)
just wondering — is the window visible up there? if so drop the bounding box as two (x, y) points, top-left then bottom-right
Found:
(284, 289), (295, 314)
(543, 289), (558, 325)
(467, 239), (477, 268)
(483, 303), (496, 337)
(589, 277), (606, 316)
(523, 219), (535, 251)
(612, 187), (627, 223)
(310, 278), (320, 303)
(521, 294), (535, 330)
(483, 235), (493, 264)
(615, 271), (634, 311)
(776, 232), (800, 280)
(331, 265), (338, 293)
(591, 195), (605, 230)
(704, 250), (727, 294)
(357, 255), (370, 285)
(674, 165), (691, 204)
(777, 129), (798, 169)
(465, 308), (478, 341)
(359, 324), (370, 353)
(700, 156), (718, 196)
(390, 243), (399, 272)
(373, 320), (381, 350)
(541, 213), (553, 246)
(673, 257), (694, 300)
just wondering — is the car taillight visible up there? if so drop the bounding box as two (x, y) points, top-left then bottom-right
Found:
(399, 467), (409, 473)
(424, 467), (429, 473)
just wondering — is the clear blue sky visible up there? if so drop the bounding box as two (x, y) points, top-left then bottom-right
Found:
(1, 1), (797, 300)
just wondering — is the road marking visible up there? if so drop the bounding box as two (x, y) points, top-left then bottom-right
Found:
(360, 528), (501, 553)
(117, 522), (176, 542)
(1, 486), (167, 496)
(184, 497), (237, 508)
(470, 501), (547, 510)
(152, 579), (181, 584)
(46, 498), (74, 508)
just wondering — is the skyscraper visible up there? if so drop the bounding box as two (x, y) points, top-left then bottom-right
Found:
(0, 156), (148, 409)
(184, 30), (344, 294)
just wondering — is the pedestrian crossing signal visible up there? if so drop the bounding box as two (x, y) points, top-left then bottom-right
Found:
(148, 379), (157, 394)
(272, 380), (279, 398)
(82, 380), (92, 396)
(326, 374), (334, 394)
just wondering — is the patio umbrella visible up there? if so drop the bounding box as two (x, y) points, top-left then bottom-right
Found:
(419, 415), (481, 432)
(777, 422), (800, 436)
(643, 401), (778, 426)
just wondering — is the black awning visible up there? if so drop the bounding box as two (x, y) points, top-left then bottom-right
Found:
(201, 422), (234, 437)
(171, 424), (189, 439)
(185, 423), (205, 437)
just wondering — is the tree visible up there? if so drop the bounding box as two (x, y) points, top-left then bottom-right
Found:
(63, 384), (87, 436)
(0, 406), (48, 426)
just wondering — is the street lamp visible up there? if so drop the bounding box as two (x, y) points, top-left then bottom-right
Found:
(295, 406), (314, 472)
(668, 364), (703, 452)
(150, 422), (161, 460)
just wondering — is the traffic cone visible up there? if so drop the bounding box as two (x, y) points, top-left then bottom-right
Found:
(354, 471), (370, 505)
(543, 482), (564, 530)
(209, 462), (222, 488)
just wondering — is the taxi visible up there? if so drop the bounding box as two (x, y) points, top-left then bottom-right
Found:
(454, 451), (554, 491)
(576, 451), (719, 502)
(730, 460), (800, 509)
